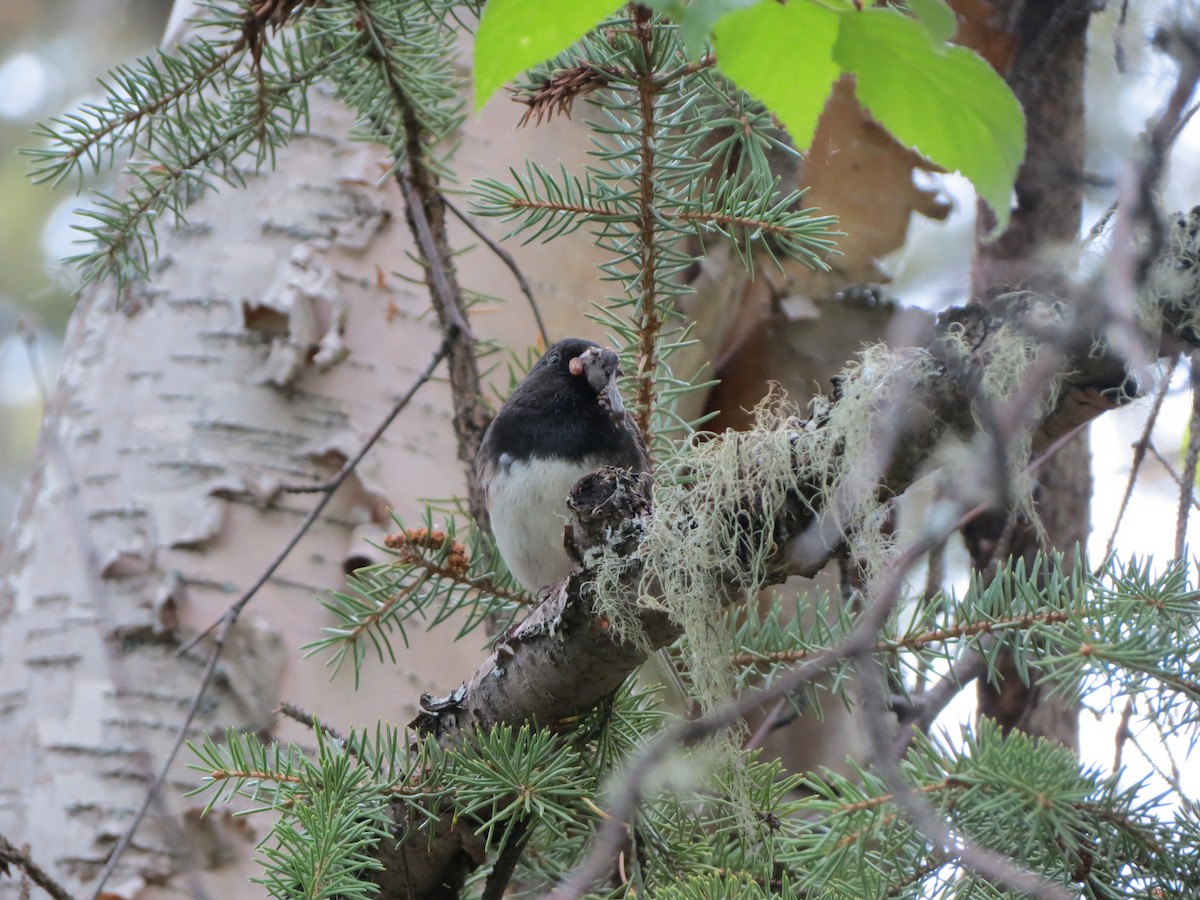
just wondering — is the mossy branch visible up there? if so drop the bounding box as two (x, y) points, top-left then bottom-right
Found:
(392, 218), (1200, 892)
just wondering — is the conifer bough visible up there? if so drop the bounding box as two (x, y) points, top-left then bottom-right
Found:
(389, 212), (1200, 897)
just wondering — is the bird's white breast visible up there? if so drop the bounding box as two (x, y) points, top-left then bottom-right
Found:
(486, 454), (605, 593)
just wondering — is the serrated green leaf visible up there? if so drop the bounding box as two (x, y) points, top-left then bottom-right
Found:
(712, 0), (846, 150)
(473, 0), (625, 111)
(646, 0), (762, 57)
(834, 7), (1025, 231)
(908, 0), (957, 43)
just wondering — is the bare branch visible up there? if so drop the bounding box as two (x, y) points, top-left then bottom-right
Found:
(855, 656), (1072, 900)
(893, 645), (990, 753)
(0, 834), (78, 900)
(1104, 356), (1179, 559)
(444, 197), (549, 347)
(1147, 442), (1200, 513)
(181, 337), (451, 654)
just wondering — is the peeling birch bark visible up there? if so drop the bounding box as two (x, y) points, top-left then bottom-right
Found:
(0, 70), (641, 900)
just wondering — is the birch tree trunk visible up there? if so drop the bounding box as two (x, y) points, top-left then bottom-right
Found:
(0, 52), (612, 900)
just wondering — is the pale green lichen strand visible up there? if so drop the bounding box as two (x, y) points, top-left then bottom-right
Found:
(594, 347), (936, 713)
(1145, 209), (1200, 340)
(940, 311), (1061, 532)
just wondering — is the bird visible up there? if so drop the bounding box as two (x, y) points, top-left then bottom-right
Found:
(476, 337), (648, 595)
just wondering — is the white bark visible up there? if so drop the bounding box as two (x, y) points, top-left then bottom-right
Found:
(0, 79), (609, 898)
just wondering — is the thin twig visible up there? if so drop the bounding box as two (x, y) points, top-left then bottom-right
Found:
(742, 696), (789, 752)
(179, 338), (451, 656)
(855, 656), (1072, 900)
(92, 630), (225, 898)
(1101, 29), (1200, 374)
(1174, 350), (1200, 560)
(1144, 707), (1188, 795)
(913, 537), (947, 697)
(276, 701), (345, 743)
(1085, 199), (1119, 245)
(1112, 694), (1135, 774)
(1114, 0), (1130, 72)
(1119, 715), (1187, 800)
(1104, 356), (1179, 560)
(1130, 24), (1200, 284)
(0, 835), (78, 900)
(444, 196), (549, 346)
(894, 644), (990, 755)
(1146, 443), (1200, 512)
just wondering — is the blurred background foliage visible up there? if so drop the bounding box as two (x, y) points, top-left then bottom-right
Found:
(0, 0), (171, 525)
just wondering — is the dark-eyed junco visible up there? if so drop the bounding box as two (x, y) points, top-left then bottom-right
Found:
(477, 338), (648, 593)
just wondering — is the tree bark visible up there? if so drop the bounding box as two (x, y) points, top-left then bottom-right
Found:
(966, 0), (1094, 748)
(0, 55), (623, 900)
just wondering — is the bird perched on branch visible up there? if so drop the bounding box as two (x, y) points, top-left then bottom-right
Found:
(477, 337), (648, 594)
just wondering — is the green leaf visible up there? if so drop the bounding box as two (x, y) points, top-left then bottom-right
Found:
(644, 0), (762, 58)
(907, 0), (957, 43)
(834, 7), (1025, 231)
(712, 0), (845, 150)
(473, 0), (625, 110)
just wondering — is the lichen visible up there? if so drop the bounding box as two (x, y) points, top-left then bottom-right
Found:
(594, 346), (939, 716)
(939, 304), (1065, 533)
(801, 344), (934, 582)
(1145, 208), (1200, 341)
(594, 389), (806, 714)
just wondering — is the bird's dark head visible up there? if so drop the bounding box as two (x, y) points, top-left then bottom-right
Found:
(531, 338), (603, 377)
(479, 337), (641, 468)
(522, 339), (625, 417)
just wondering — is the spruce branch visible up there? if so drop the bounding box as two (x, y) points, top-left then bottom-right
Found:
(512, 60), (618, 127)
(856, 657), (1072, 900)
(303, 516), (531, 683)
(471, 164), (633, 242)
(471, 7), (839, 462)
(443, 195), (549, 345)
(25, 40), (245, 188)
(395, 227), (1200, 893)
(25, 1), (347, 285)
(731, 606), (1075, 671)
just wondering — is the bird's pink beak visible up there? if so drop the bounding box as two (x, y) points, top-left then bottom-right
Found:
(571, 347), (626, 420)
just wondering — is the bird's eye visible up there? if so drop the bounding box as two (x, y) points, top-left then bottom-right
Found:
(546, 353), (561, 365)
